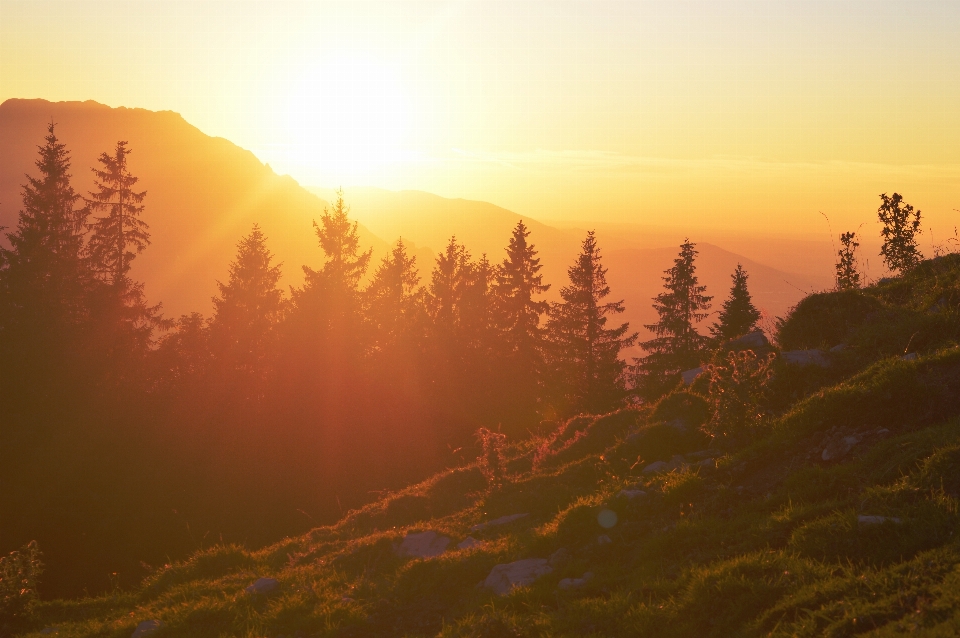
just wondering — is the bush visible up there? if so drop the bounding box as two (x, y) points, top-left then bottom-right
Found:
(776, 290), (884, 350)
(703, 349), (775, 446)
(0, 541), (42, 623)
(475, 428), (507, 488)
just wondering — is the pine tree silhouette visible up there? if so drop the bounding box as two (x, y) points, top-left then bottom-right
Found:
(710, 264), (761, 343)
(366, 239), (422, 352)
(637, 239), (712, 399)
(545, 231), (636, 416)
(85, 141), (148, 286)
(209, 225), (284, 399)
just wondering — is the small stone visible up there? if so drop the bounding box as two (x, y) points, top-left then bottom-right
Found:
(730, 331), (770, 350)
(597, 534), (612, 545)
(858, 515), (902, 526)
(558, 570), (594, 590)
(830, 343), (847, 353)
(457, 536), (484, 550)
(642, 461), (671, 475)
(695, 458), (716, 469)
(397, 530), (451, 558)
(782, 349), (829, 367)
(341, 596), (355, 603)
(39, 628), (59, 635)
(548, 547), (570, 567)
(901, 352), (918, 361)
(470, 513), (529, 532)
(618, 489), (647, 500)
(131, 620), (163, 638)
(483, 558), (553, 595)
(245, 577), (279, 596)
(821, 435), (861, 462)
(681, 367), (704, 385)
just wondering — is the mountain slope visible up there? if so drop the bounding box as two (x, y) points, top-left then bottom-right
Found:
(0, 99), (395, 318)
(17, 255), (960, 637)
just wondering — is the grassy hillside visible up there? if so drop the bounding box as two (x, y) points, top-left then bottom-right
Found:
(9, 258), (960, 637)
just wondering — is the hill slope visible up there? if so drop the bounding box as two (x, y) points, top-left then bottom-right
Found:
(16, 255), (960, 637)
(0, 99), (398, 318)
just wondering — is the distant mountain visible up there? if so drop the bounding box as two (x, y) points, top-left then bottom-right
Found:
(312, 186), (822, 347)
(0, 99), (405, 318)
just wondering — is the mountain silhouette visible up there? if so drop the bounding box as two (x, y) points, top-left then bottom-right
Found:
(0, 99), (403, 318)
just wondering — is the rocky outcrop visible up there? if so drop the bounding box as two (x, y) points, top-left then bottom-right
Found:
(397, 531), (451, 558)
(483, 558), (553, 595)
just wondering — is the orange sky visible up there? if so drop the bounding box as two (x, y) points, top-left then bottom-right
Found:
(2, 0), (960, 239)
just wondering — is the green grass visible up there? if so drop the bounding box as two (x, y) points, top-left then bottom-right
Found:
(15, 261), (960, 637)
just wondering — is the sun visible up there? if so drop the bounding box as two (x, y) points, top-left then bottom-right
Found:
(276, 54), (413, 184)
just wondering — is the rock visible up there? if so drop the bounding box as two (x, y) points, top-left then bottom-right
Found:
(397, 530), (451, 558)
(245, 577), (279, 596)
(618, 489), (647, 500)
(901, 352), (918, 361)
(666, 419), (688, 432)
(341, 596), (355, 603)
(131, 620), (163, 638)
(39, 628), (59, 635)
(457, 536), (484, 550)
(548, 548), (570, 567)
(686, 449), (721, 461)
(558, 571), (594, 590)
(597, 534), (612, 545)
(821, 435), (861, 462)
(730, 331), (769, 350)
(681, 367), (704, 385)
(470, 513), (529, 532)
(695, 458), (716, 469)
(858, 515), (902, 526)
(782, 349), (829, 367)
(483, 558), (553, 595)
(829, 343), (847, 353)
(642, 461), (671, 475)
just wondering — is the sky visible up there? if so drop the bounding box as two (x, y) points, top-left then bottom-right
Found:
(2, 0), (960, 238)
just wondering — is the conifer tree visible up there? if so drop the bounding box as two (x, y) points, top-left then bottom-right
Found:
(365, 239), (421, 351)
(545, 231), (636, 416)
(85, 141), (148, 286)
(0, 123), (89, 327)
(835, 231), (861, 290)
(637, 240), (712, 398)
(209, 225), (284, 393)
(878, 192), (923, 273)
(710, 264), (761, 343)
(0, 124), (92, 405)
(493, 220), (550, 422)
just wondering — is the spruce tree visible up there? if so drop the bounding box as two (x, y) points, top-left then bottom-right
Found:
(710, 264), (761, 343)
(365, 239), (421, 351)
(0, 123), (89, 328)
(545, 231), (637, 416)
(878, 192), (923, 273)
(209, 225), (284, 394)
(637, 240), (712, 399)
(85, 141), (149, 286)
(493, 220), (550, 422)
(835, 231), (861, 290)
(0, 123), (90, 404)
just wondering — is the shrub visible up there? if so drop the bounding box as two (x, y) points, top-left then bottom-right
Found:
(475, 427), (507, 488)
(776, 290), (884, 350)
(0, 541), (42, 623)
(703, 349), (775, 445)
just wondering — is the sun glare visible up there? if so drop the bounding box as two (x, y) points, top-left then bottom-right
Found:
(276, 55), (413, 184)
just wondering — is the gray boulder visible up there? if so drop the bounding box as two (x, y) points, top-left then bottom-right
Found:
(470, 513), (529, 532)
(901, 352), (918, 361)
(131, 620), (163, 638)
(858, 515), (902, 526)
(397, 530), (451, 558)
(558, 571), (594, 590)
(456, 536), (484, 550)
(730, 331), (769, 350)
(642, 461), (671, 475)
(483, 558), (553, 595)
(681, 367), (704, 385)
(245, 577), (279, 596)
(782, 349), (829, 367)
(821, 434), (861, 462)
(618, 489), (647, 500)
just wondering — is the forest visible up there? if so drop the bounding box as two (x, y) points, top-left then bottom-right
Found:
(0, 123), (786, 598)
